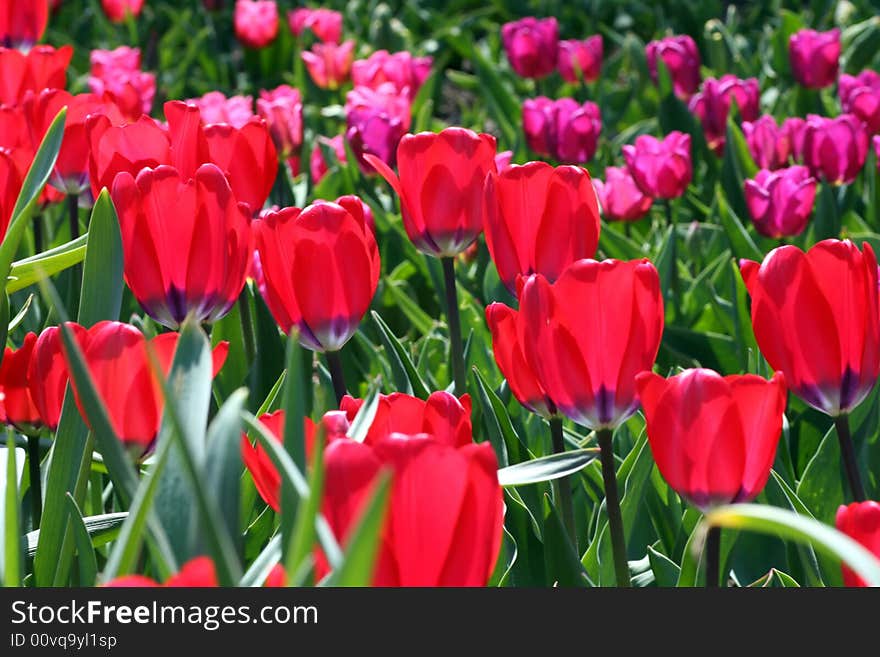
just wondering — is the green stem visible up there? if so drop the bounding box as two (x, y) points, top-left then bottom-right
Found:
(68, 193), (79, 240)
(33, 214), (43, 255)
(238, 286), (256, 366)
(550, 417), (576, 550)
(442, 257), (466, 396)
(325, 350), (348, 406)
(835, 415), (865, 502)
(705, 525), (722, 588)
(664, 198), (680, 321)
(597, 428), (630, 587)
(27, 433), (42, 529)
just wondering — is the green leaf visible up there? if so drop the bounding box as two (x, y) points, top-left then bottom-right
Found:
(497, 449), (599, 487)
(27, 512), (127, 558)
(647, 545), (680, 587)
(7, 234), (87, 294)
(715, 184), (763, 262)
(471, 366), (520, 467)
(702, 504), (880, 586)
(205, 389), (248, 550)
(280, 335), (308, 566)
(285, 425), (325, 582)
(239, 534), (281, 587)
(77, 190), (124, 326)
(325, 472), (391, 587)
(64, 494), (97, 587)
(2, 434), (22, 586)
(371, 311), (430, 398)
(0, 293), (7, 365)
(348, 379), (381, 443)
(796, 424), (846, 524)
(542, 494), (592, 587)
(7, 293), (33, 333)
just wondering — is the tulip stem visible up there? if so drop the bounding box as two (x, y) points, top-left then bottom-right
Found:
(597, 428), (630, 587)
(27, 434), (42, 529)
(835, 415), (865, 502)
(704, 525), (722, 587)
(550, 417), (577, 550)
(442, 257), (466, 397)
(663, 199), (680, 321)
(68, 194), (79, 240)
(33, 215), (43, 254)
(325, 350), (347, 406)
(238, 287), (256, 365)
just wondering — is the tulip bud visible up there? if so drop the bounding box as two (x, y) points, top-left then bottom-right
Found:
(645, 35), (701, 99)
(622, 131), (692, 199)
(187, 90), (254, 129)
(557, 36), (602, 84)
(742, 114), (803, 170)
(88, 46), (155, 121)
(234, 0), (279, 49)
(351, 50), (432, 100)
(593, 165), (653, 222)
(789, 28), (840, 89)
(688, 75), (760, 155)
(302, 40), (354, 90)
(501, 16), (558, 79)
(801, 113), (869, 184)
(744, 166), (816, 238)
(287, 7), (342, 43)
(839, 70), (880, 135)
(257, 85), (303, 161)
(522, 96), (601, 164)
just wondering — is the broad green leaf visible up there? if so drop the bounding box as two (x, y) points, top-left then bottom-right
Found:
(281, 335), (308, 566)
(498, 449), (599, 487)
(284, 426), (325, 581)
(542, 494), (592, 587)
(240, 534), (281, 587)
(7, 293), (33, 333)
(78, 190), (123, 326)
(371, 310), (430, 398)
(348, 379), (381, 443)
(64, 494), (97, 587)
(7, 234), (88, 294)
(796, 424), (845, 524)
(2, 436), (23, 586)
(648, 544), (680, 587)
(26, 512), (127, 558)
(205, 389), (248, 550)
(715, 184), (763, 262)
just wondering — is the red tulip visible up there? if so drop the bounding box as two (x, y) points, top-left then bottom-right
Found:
(517, 258), (664, 429)
(622, 131), (692, 199)
(310, 134), (346, 183)
(187, 91), (254, 129)
(501, 16), (558, 79)
(366, 127), (497, 257)
(100, 0), (144, 22)
(287, 7), (342, 43)
(557, 36), (602, 84)
(486, 302), (556, 418)
(593, 165), (653, 222)
(789, 28), (840, 89)
(105, 556), (219, 587)
(635, 369), (786, 509)
(112, 163), (253, 328)
(522, 96), (601, 164)
(0, 45), (72, 106)
(744, 166), (816, 239)
(484, 161), (600, 293)
(64, 321), (228, 451)
(27, 325), (86, 431)
(801, 113), (869, 185)
(0, 333), (41, 431)
(87, 113), (170, 198)
(840, 70), (880, 134)
(234, 0), (278, 48)
(688, 75), (760, 155)
(344, 83), (410, 173)
(835, 501), (880, 587)
(0, 0), (48, 50)
(0, 150), (22, 240)
(352, 50), (432, 100)
(740, 239), (879, 416)
(257, 85), (303, 161)
(742, 115), (804, 170)
(645, 35), (701, 99)
(88, 46), (156, 121)
(302, 40), (354, 90)
(335, 193), (375, 235)
(253, 200), (380, 351)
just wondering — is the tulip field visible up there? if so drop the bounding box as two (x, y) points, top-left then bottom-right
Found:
(0, 0), (880, 593)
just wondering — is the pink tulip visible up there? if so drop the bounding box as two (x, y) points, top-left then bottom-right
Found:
(742, 114), (804, 170)
(593, 165), (654, 222)
(789, 28), (840, 89)
(310, 134), (346, 183)
(88, 47), (155, 121)
(622, 131), (692, 199)
(287, 7), (342, 43)
(801, 114), (869, 185)
(187, 91), (254, 129)
(645, 35), (701, 99)
(345, 83), (410, 174)
(744, 166), (816, 238)
(351, 50), (432, 100)
(839, 70), (880, 134)
(688, 75), (760, 155)
(522, 96), (601, 164)
(494, 150), (513, 173)
(234, 0), (278, 49)
(257, 85), (303, 160)
(100, 0), (143, 22)
(501, 17), (558, 79)
(302, 40), (354, 89)
(557, 36), (602, 83)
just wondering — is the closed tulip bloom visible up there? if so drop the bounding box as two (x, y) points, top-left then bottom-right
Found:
(744, 166), (816, 238)
(486, 302), (556, 418)
(310, 134), (346, 183)
(64, 321), (227, 450)
(112, 163), (253, 328)
(253, 200), (380, 351)
(501, 16), (558, 79)
(0, 333), (42, 431)
(187, 91), (254, 129)
(302, 40), (354, 89)
(839, 70), (880, 134)
(484, 161), (600, 293)
(789, 28), (840, 89)
(0, 0), (48, 50)
(688, 75), (760, 155)
(88, 46), (156, 121)
(234, 0), (278, 48)
(100, 0), (144, 22)
(351, 50), (433, 100)
(801, 113), (869, 185)
(742, 115), (801, 170)
(622, 131), (692, 199)
(27, 325), (87, 431)
(0, 45), (72, 106)
(593, 165), (653, 222)
(86, 113), (170, 197)
(344, 83), (410, 173)
(835, 502), (880, 587)
(645, 35), (701, 99)
(0, 151), (22, 239)
(366, 127), (497, 257)
(635, 369), (787, 509)
(740, 239), (879, 416)
(522, 96), (602, 164)
(557, 36), (602, 83)
(518, 258), (664, 430)
(257, 85), (303, 160)
(785, 117), (807, 162)
(287, 7), (342, 43)
(105, 556), (220, 587)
